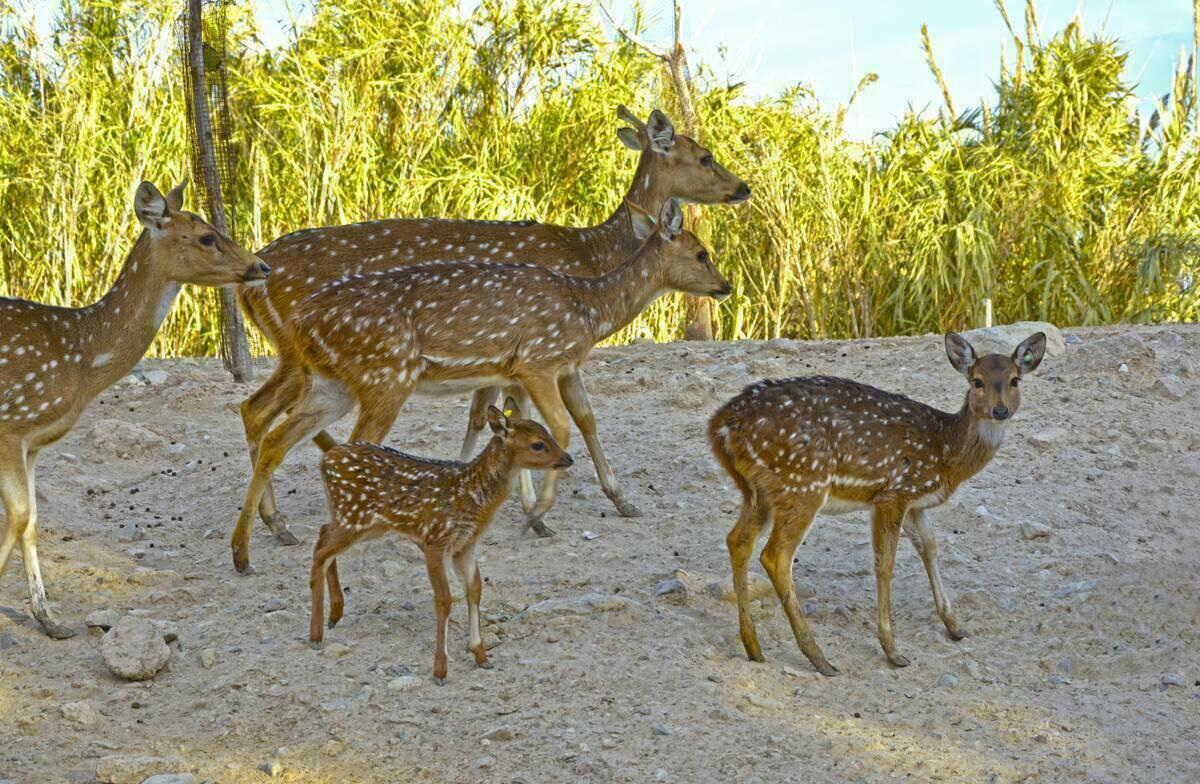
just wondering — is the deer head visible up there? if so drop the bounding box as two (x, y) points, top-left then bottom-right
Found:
(629, 199), (732, 299)
(945, 332), (1047, 422)
(133, 180), (270, 287)
(488, 397), (574, 470)
(617, 106), (750, 205)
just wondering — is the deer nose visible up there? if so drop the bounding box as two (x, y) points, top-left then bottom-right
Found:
(243, 261), (271, 282)
(729, 182), (751, 203)
(992, 405), (1010, 420)
(555, 453), (574, 469)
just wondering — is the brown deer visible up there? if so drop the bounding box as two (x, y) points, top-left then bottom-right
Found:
(311, 398), (572, 683)
(0, 180), (270, 637)
(231, 198), (729, 572)
(709, 332), (1047, 674)
(238, 106), (749, 545)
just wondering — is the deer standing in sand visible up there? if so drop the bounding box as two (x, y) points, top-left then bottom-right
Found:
(231, 198), (729, 572)
(238, 106), (749, 545)
(0, 181), (269, 637)
(709, 332), (1046, 674)
(312, 398), (572, 683)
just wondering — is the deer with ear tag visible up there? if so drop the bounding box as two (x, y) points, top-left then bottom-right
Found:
(0, 180), (268, 637)
(311, 397), (572, 683)
(710, 332), (1047, 674)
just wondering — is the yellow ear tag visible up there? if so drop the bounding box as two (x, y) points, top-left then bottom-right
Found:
(504, 408), (514, 418)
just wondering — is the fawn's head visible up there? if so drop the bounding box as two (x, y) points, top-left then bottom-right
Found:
(628, 199), (732, 299)
(946, 332), (1047, 422)
(617, 106), (750, 206)
(488, 398), (573, 470)
(134, 180), (270, 287)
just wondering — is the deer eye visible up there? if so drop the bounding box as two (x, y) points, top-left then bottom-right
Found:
(700, 154), (714, 167)
(199, 233), (217, 247)
(972, 378), (984, 389)
(1010, 377), (1020, 387)
(530, 441), (546, 452)
(697, 250), (710, 263)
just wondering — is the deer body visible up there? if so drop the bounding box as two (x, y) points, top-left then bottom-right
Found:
(232, 199), (729, 572)
(311, 401), (571, 682)
(238, 106), (749, 543)
(0, 181), (269, 637)
(710, 332), (1047, 674)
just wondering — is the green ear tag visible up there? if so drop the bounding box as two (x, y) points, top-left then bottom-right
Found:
(1023, 351), (1033, 363)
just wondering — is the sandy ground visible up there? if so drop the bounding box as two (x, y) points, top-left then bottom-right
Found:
(1, 325), (1198, 784)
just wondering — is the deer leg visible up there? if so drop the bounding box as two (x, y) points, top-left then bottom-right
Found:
(309, 523), (358, 642)
(506, 386), (538, 514)
(904, 508), (968, 640)
(326, 557), (345, 630)
(559, 370), (640, 518)
(232, 376), (354, 574)
(872, 504), (908, 667)
(349, 386), (409, 443)
(726, 486), (770, 662)
(760, 490), (837, 676)
(241, 360), (306, 545)
(425, 546), (453, 684)
(459, 387), (499, 461)
(517, 375), (572, 538)
(452, 545), (490, 669)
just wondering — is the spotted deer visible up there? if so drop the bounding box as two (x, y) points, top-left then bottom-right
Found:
(311, 398), (572, 683)
(0, 180), (269, 637)
(709, 332), (1047, 674)
(231, 198), (729, 572)
(238, 106), (749, 546)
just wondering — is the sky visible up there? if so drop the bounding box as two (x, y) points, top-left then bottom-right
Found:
(21, 0), (1198, 139)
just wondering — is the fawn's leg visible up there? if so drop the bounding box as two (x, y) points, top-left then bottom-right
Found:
(459, 387), (499, 461)
(559, 370), (640, 518)
(904, 508), (968, 640)
(232, 376), (354, 574)
(241, 359), (306, 545)
(452, 545), (490, 668)
(518, 374), (572, 538)
(309, 523), (360, 642)
(326, 558), (345, 629)
(424, 546), (453, 684)
(726, 486), (769, 662)
(760, 488), (837, 676)
(872, 504), (908, 667)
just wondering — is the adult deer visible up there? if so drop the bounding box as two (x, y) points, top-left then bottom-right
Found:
(312, 398), (572, 683)
(709, 332), (1047, 674)
(238, 106), (749, 544)
(231, 198), (729, 573)
(0, 181), (269, 637)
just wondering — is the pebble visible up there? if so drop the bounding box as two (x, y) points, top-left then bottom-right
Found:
(199, 648), (216, 669)
(59, 699), (100, 727)
(1161, 672), (1186, 688)
(0, 632), (17, 650)
(95, 754), (185, 784)
(936, 672), (958, 688)
(1153, 374), (1187, 400)
(1029, 428), (1068, 448)
(1049, 673), (1070, 686)
(652, 723), (672, 736)
(783, 666), (810, 679)
(582, 530), (600, 540)
(85, 609), (122, 630)
(1053, 579), (1096, 599)
(1020, 522), (1052, 540)
(259, 761), (284, 778)
(141, 775), (197, 784)
(100, 616), (171, 681)
(474, 755), (495, 769)
(746, 694), (784, 710)
(262, 596), (287, 613)
(143, 369), (169, 385)
(387, 675), (421, 691)
(481, 726), (514, 741)
(654, 578), (687, 602)
(322, 642), (353, 659)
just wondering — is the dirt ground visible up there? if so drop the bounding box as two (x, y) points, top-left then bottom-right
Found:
(1, 325), (1198, 784)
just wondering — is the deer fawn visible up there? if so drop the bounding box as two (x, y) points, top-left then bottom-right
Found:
(238, 106), (749, 544)
(709, 332), (1047, 674)
(0, 180), (269, 637)
(311, 398), (572, 683)
(231, 198), (729, 572)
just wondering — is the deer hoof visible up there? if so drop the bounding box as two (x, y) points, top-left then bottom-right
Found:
(272, 527), (300, 547)
(814, 660), (840, 677)
(887, 652), (911, 668)
(947, 624), (970, 641)
(612, 497), (642, 518)
(527, 516), (555, 538)
(232, 551), (252, 575)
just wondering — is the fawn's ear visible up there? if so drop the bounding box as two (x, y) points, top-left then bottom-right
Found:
(1013, 332), (1046, 374)
(487, 406), (510, 436)
(658, 198), (684, 240)
(645, 109), (676, 153)
(627, 200), (656, 241)
(164, 179), (188, 212)
(617, 126), (645, 151)
(945, 332), (977, 375)
(501, 395), (521, 420)
(134, 181), (172, 234)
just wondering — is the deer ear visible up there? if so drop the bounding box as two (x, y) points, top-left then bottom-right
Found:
(617, 126), (645, 151)
(1013, 332), (1046, 374)
(626, 201), (656, 240)
(945, 332), (977, 375)
(487, 406), (510, 436)
(658, 198), (684, 240)
(645, 109), (676, 153)
(501, 395), (521, 420)
(616, 103), (645, 130)
(134, 181), (171, 233)
(164, 178), (188, 212)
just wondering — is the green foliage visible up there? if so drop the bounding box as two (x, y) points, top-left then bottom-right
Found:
(0, 0), (1196, 355)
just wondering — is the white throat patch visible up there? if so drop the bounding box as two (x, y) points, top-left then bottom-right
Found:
(976, 419), (1008, 449)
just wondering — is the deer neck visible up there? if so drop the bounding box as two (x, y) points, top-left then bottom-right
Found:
(79, 233), (181, 397)
(575, 239), (665, 342)
(942, 394), (1007, 483)
(588, 154), (671, 273)
(463, 436), (518, 522)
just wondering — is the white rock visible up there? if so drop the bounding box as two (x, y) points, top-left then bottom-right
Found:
(1020, 522), (1051, 540)
(199, 648), (216, 669)
(1153, 374), (1187, 400)
(143, 369), (169, 385)
(100, 617), (171, 681)
(962, 321), (1066, 357)
(86, 420), (168, 459)
(59, 699), (100, 727)
(387, 675), (421, 691)
(1029, 428), (1068, 448)
(142, 776), (197, 784)
(95, 755), (186, 784)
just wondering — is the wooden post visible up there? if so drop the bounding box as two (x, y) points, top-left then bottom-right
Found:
(186, 0), (253, 381)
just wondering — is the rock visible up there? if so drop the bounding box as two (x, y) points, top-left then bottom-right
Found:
(1048, 673), (1070, 686)
(141, 776), (197, 784)
(673, 376), (717, 409)
(652, 723), (672, 736)
(1153, 375), (1187, 400)
(101, 617), (171, 681)
(87, 420), (168, 460)
(653, 578), (687, 604)
(199, 649), (216, 670)
(262, 596), (287, 613)
(0, 631), (17, 650)
(480, 726), (514, 741)
(936, 672), (958, 688)
(746, 694), (784, 710)
(381, 560), (404, 579)
(59, 700), (100, 727)
(701, 572), (773, 604)
(143, 369), (169, 385)
(512, 593), (634, 623)
(1052, 579), (1096, 599)
(95, 755), (185, 784)
(258, 761), (284, 778)
(782, 666), (810, 679)
(1020, 522), (1051, 540)
(581, 530), (600, 541)
(387, 675), (421, 691)
(1029, 428), (1068, 449)
(962, 321), (1066, 358)
(1161, 672), (1186, 688)
(474, 756), (495, 769)
(322, 642), (353, 659)
(86, 609), (122, 630)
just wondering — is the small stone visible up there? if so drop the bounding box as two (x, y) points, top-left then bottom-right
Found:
(1161, 672), (1186, 687)
(936, 672), (958, 688)
(654, 768), (670, 781)
(474, 755), (495, 769)
(262, 596), (287, 613)
(322, 642), (353, 659)
(746, 694), (784, 710)
(59, 700), (100, 727)
(1117, 363), (1130, 374)
(782, 666), (809, 679)
(480, 726), (514, 742)
(381, 660), (412, 677)
(0, 632), (16, 650)
(1153, 375), (1187, 400)
(1020, 522), (1051, 540)
(143, 369), (169, 385)
(199, 648), (216, 669)
(1048, 673), (1070, 686)
(141, 775), (197, 784)
(1029, 428), (1068, 449)
(381, 560), (403, 579)
(707, 674), (723, 683)
(100, 617), (171, 681)
(1053, 579), (1096, 599)
(387, 675), (420, 691)
(652, 723), (672, 736)
(95, 754), (185, 784)
(323, 739), (345, 757)
(653, 578), (687, 603)
(259, 761), (284, 778)
(85, 609), (122, 630)
(582, 530), (600, 541)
